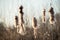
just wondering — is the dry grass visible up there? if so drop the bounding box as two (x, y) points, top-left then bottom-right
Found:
(0, 13), (60, 40)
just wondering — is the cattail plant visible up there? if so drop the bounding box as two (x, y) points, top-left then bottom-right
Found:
(49, 7), (55, 40)
(42, 9), (46, 33)
(32, 17), (38, 39)
(18, 5), (26, 35)
(42, 9), (48, 40)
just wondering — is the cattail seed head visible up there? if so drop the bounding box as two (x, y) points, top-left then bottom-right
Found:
(32, 17), (37, 28)
(15, 16), (18, 27)
(42, 9), (46, 23)
(19, 5), (24, 24)
(49, 7), (55, 24)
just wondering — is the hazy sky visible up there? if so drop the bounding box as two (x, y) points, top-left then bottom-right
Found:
(0, 0), (60, 25)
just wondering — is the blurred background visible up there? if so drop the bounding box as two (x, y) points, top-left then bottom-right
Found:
(0, 0), (60, 40)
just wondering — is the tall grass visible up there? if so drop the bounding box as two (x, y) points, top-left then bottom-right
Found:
(0, 13), (60, 40)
